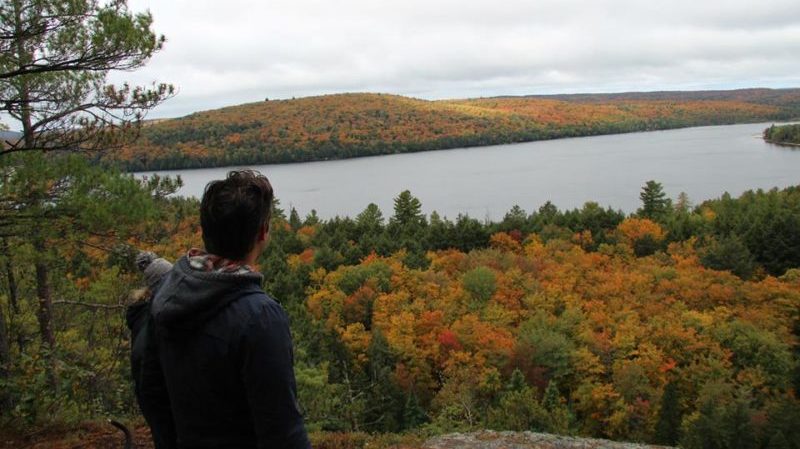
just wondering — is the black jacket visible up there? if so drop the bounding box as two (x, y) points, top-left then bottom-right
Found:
(127, 280), (177, 449)
(139, 256), (310, 449)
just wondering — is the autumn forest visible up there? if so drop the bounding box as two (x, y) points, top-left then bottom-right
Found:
(114, 89), (800, 171)
(2, 178), (799, 448)
(2, 1), (800, 448)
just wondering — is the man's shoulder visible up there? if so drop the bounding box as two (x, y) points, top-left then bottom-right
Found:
(197, 289), (287, 343)
(234, 289), (282, 308)
(231, 290), (288, 323)
(233, 291), (293, 347)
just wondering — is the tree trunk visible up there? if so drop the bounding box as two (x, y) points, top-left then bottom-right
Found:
(12, 1), (34, 150)
(32, 233), (58, 390)
(34, 255), (58, 391)
(14, 1), (57, 391)
(0, 293), (11, 411)
(0, 231), (18, 413)
(2, 239), (24, 353)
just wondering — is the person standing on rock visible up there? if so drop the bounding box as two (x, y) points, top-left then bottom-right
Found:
(139, 170), (310, 449)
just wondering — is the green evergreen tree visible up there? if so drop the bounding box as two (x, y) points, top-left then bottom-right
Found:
(655, 382), (682, 445)
(675, 191), (692, 213)
(1, 0), (172, 154)
(542, 380), (560, 411)
(499, 205), (528, 233)
(390, 190), (425, 228)
(0, 0), (172, 391)
(402, 391), (428, 429)
(766, 431), (790, 449)
(532, 201), (560, 232)
(701, 236), (756, 279)
(356, 203), (385, 232)
(638, 180), (672, 221)
(425, 211), (454, 250)
(508, 368), (528, 392)
(487, 368), (547, 431)
(363, 330), (404, 432)
(403, 247), (430, 270)
(765, 399), (800, 449)
(388, 191), (427, 254)
(271, 197), (286, 220)
(541, 380), (570, 435)
(726, 396), (756, 449)
(289, 208), (302, 230)
(304, 209), (320, 226)
(313, 245), (344, 271)
(452, 214), (489, 252)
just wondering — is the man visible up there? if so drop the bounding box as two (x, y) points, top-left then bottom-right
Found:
(141, 170), (310, 449)
(127, 251), (175, 448)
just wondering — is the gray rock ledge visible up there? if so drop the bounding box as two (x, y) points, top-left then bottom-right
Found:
(423, 431), (673, 449)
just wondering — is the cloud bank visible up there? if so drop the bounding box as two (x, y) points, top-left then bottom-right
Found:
(118, 0), (800, 118)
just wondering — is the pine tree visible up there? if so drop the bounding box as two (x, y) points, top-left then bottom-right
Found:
(542, 380), (558, 410)
(1, 0), (173, 155)
(402, 392), (428, 429)
(487, 368), (547, 431)
(675, 191), (692, 213)
(289, 208), (302, 230)
(390, 190), (425, 228)
(364, 330), (404, 431)
(507, 368), (528, 392)
(726, 396), (756, 449)
(655, 382), (682, 445)
(388, 191), (427, 254)
(542, 380), (570, 435)
(500, 205), (528, 233)
(765, 431), (790, 449)
(356, 203), (385, 234)
(638, 180), (672, 221)
(701, 236), (756, 279)
(425, 210), (454, 250)
(0, 0), (173, 390)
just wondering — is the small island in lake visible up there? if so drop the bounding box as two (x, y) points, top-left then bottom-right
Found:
(764, 123), (800, 146)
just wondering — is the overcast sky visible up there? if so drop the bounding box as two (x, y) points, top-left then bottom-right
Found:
(117, 0), (800, 119)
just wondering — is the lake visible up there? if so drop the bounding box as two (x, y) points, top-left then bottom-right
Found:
(141, 122), (800, 220)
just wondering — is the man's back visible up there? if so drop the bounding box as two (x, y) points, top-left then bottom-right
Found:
(144, 255), (310, 449)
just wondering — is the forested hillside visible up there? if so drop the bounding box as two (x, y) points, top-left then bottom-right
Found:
(114, 89), (800, 170)
(4, 0), (798, 447)
(3, 182), (798, 449)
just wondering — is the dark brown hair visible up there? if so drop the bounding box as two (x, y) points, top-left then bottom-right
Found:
(200, 170), (273, 260)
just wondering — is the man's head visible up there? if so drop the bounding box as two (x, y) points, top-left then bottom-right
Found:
(200, 170), (274, 261)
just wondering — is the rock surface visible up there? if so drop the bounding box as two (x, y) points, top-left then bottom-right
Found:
(423, 431), (671, 449)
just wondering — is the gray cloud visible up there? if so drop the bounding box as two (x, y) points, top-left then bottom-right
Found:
(115, 0), (800, 119)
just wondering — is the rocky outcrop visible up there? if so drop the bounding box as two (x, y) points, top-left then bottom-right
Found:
(423, 431), (672, 449)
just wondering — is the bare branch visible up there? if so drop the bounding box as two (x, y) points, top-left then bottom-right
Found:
(52, 300), (126, 310)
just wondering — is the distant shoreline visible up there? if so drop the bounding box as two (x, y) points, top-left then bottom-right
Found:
(135, 120), (800, 175)
(112, 89), (800, 172)
(764, 139), (800, 147)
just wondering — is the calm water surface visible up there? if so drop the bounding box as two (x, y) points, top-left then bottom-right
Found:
(142, 122), (800, 219)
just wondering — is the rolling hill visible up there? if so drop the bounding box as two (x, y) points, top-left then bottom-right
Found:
(115, 88), (800, 171)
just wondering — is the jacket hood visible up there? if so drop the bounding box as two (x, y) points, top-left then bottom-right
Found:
(151, 256), (263, 330)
